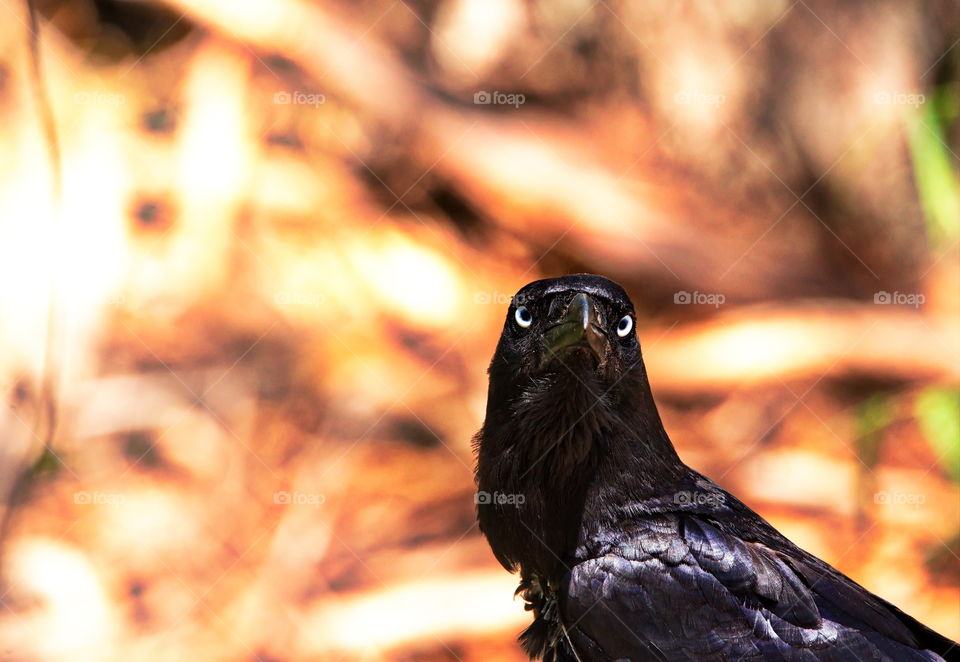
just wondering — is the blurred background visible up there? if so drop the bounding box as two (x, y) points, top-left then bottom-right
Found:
(0, 0), (958, 660)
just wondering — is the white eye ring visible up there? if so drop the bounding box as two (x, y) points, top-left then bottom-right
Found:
(616, 315), (633, 337)
(514, 306), (533, 328)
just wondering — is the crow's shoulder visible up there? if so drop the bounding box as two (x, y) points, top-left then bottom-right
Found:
(561, 511), (953, 661)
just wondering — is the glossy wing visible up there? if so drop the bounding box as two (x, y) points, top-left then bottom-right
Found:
(561, 515), (950, 661)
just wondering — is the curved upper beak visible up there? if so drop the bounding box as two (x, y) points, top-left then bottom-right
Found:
(542, 293), (608, 365)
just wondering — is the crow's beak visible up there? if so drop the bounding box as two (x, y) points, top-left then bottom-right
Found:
(542, 293), (608, 365)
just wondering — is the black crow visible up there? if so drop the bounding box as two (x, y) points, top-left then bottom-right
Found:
(474, 274), (958, 662)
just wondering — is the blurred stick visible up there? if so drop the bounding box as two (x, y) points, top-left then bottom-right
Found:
(645, 305), (960, 392)
(295, 569), (527, 654)
(0, 0), (64, 547)
(162, 0), (835, 301)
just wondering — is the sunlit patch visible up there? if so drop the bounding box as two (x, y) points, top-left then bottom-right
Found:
(298, 571), (527, 653)
(689, 319), (821, 381)
(2, 539), (115, 659)
(98, 488), (210, 560)
(350, 231), (465, 328)
(432, 0), (526, 79)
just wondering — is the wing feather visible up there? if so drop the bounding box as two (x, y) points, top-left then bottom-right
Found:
(561, 514), (947, 661)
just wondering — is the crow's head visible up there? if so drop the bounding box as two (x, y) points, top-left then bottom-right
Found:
(481, 273), (665, 451)
(477, 275), (679, 575)
(490, 274), (641, 386)
(477, 275), (675, 571)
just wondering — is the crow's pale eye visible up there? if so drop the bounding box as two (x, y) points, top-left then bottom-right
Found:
(616, 315), (633, 337)
(514, 306), (533, 328)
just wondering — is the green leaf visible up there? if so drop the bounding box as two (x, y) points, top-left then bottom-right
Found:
(906, 86), (960, 249)
(856, 393), (894, 469)
(914, 387), (960, 480)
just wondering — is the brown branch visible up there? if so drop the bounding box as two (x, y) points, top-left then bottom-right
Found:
(644, 305), (960, 393)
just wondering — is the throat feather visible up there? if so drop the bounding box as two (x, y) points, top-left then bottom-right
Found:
(512, 373), (613, 478)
